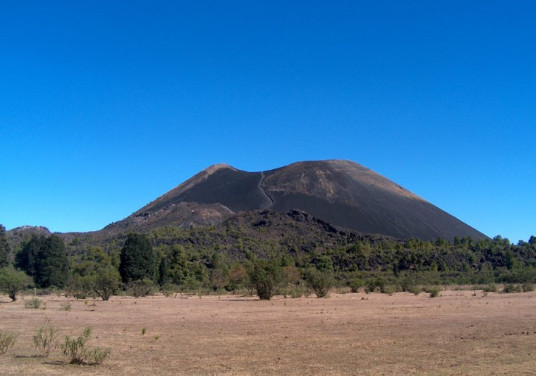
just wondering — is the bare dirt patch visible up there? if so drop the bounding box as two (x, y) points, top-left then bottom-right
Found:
(1, 290), (535, 375)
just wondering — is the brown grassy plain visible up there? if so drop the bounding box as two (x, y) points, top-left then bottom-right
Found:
(1, 289), (535, 375)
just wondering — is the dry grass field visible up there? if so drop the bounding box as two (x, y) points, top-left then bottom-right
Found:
(1, 289), (535, 375)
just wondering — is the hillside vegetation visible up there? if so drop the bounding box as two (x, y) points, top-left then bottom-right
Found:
(2, 212), (535, 300)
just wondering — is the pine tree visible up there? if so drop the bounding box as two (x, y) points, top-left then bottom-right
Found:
(34, 235), (69, 288)
(15, 234), (47, 277)
(119, 233), (155, 283)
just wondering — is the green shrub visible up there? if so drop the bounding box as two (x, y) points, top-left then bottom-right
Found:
(408, 285), (422, 295)
(399, 277), (418, 293)
(522, 283), (534, 292)
(381, 285), (397, 295)
(348, 278), (364, 293)
(336, 286), (351, 294)
(33, 326), (58, 357)
(291, 285), (310, 298)
(423, 286), (441, 298)
(0, 331), (17, 355)
(160, 283), (178, 297)
(90, 267), (121, 301)
(364, 277), (386, 294)
(483, 283), (498, 293)
(503, 284), (522, 293)
(0, 266), (32, 301)
(248, 260), (281, 300)
(305, 269), (333, 298)
(364, 281), (374, 294)
(279, 285), (308, 298)
(61, 326), (110, 365)
(131, 279), (156, 298)
(68, 274), (93, 299)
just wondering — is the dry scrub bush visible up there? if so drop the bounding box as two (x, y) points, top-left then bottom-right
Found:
(60, 302), (72, 311)
(33, 326), (58, 357)
(61, 326), (110, 365)
(0, 331), (17, 355)
(24, 297), (42, 309)
(281, 285), (310, 298)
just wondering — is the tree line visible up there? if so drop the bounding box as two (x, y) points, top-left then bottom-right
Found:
(1, 223), (535, 301)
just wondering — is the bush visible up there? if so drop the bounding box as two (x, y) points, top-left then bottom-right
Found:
(522, 283), (534, 292)
(399, 276), (418, 293)
(288, 285), (309, 298)
(0, 331), (17, 355)
(348, 278), (363, 293)
(381, 285), (397, 295)
(90, 267), (121, 300)
(130, 279), (156, 298)
(278, 285), (299, 298)
(305, 269), (333, 298)
(424, 286), (441, 298)
(364, 277), (386, 294)
(61, 326), (110, 365)
(68, 275), (93, 299)
(503, 284), (522, 293)
(160, 283), (178, 297)
(33, 326), (58, 357)
(60, 302), (72, 311)
(482, 283), (498, 293)
(0, 266), (32, 301)
(408, 285), (422, 295)
(248, 260), (281, 300)
(25, 297), (42, 309)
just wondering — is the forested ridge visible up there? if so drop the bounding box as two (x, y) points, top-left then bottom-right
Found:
(2, 210), (535, 300)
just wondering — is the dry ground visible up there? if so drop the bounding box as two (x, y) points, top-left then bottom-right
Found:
(1, 289), (535, 375)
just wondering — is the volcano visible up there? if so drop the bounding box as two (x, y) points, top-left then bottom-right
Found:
(105, 160), (486, 241)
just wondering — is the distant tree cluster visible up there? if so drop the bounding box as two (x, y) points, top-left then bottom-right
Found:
(1, 220), (536, 301)
(1, 225), (70, 300)
(15, 234), (69, 288)
(146, 229), (536, 298)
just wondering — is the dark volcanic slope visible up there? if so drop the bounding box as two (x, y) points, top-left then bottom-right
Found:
(109, 160), (487, 241)
(261, 160), (486, 241)
(146, 164), (270, 213)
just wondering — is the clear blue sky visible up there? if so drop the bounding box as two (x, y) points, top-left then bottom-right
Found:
(1, 1), (535, 243)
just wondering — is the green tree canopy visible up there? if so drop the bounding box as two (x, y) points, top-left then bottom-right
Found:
(248, 259), (281, 300)
(0, 224), (10, 267)
(119, 233), (155, 283)
(16, 234), (68, 288)
(16, 235), (47, 278)
(89, 266), (121, 301)
(34, 235), (69, 288)
(69, 246), (119, 300)
(0, 266), (32, 301)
